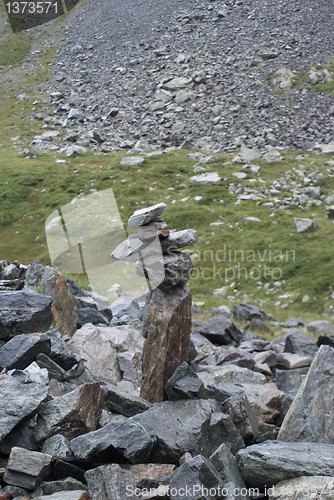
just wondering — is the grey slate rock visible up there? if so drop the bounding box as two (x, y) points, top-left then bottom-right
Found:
(0, 367), (49, 442)
(0, 291), (53, 340)
(70, 419), (156, 464)
(102, 382), (150, 417)
(221, 392), (258, 445)
(306, 320), (334, 336)
(294, 217), (319, 233)
(0, 417), (38, 454)
(85, 464), (140, 500)
(46, 328), (80, 371)
(169, 455), (225, 500)
(41, 434), (74, 461)
(317, 335), (334, 348)
(166, 362), (205, 401)
(77, 307), (109, 327)
(128, 203), (166, 228)
(232, 303), (268, 322)
(194, 317), (243, 346)
(33, 491), (90, 500)
(0, 333), (51, 371)
(284, 330), (318, 357)
(236, 440), (334, 489)
(210, 444), (249, 500)
(133, 399), (244, 464)
(274, 368), (303, 395)
(36, 353), (67, 380)
(36, 477), (87, 496)
(4, 447), (52, 490)
(278, 345), (334, 443)
(0, 263), (21, 280)
(160, 229), (197, 252)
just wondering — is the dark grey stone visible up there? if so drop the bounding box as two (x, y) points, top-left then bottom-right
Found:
(41, 434), (74, 460)
(194, 317), (243, 346)
(274, 368), (303, 395)
(37, 477), (87, 496)
(133, 399), (244, 464)
(165, 362), (206, 400)
(0, 291), (53, 340)
(278, 345), (334, 443)
(4, 447), (52, 490)
(221, 392), (258, 445)
(46, 328), (80, 371)
(232, 304), (267, 322)
(70, 419), (156, 464)
(210, 444), (249, 500)
(77, 307), (109, 328)
(36, 353), (67, 380)
(0, 333), (51, 370)
(0, 264), (21, 280)
(0, 417), (38, 454)
(102, 382), (150, 417)
(85, 464), (140, 500)
(0, 367), (49, 442)
(236, 441), (334, 489)
(169, 455), (225, 500)
(284, 330), (318, 357)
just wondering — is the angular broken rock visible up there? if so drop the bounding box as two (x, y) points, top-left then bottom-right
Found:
(160, 229), (197, 252)
(210, 444), (249, 500)
(284, 330), (318, 357)
(85, 464), (138, 500)
(269, 476), (334, 500)
(102, 382), (151, 417)
(128, 203), (166, 228)
(70, 419), (156, 464)
(111, 234), (149, 261)
(294, 217), (319, 233)
(138, 220), (170, 241)
(140, 286), (192, 402)
(194, 317), (243, 346)
(33, 492), (90, 500)
(277, 345), (334, 443)
(133, 399), (244, 464)
(0, 367), (49, 442)
(221, 392), (258, 445)
(34, 383), (105, 443)
(4, 447), (52, 490)
(0, 333), (51, 371)
(232, 303), (267, 322)
(0, 291), (52, 340)
(169, 455), (225, 500)
(137, 251), (193, 290)
(165, 362), (205, 400)
(236, 440), (334, 489)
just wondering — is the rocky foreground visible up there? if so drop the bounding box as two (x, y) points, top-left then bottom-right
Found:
(26, 0), (334, 154)
(0, 251), (334, 499)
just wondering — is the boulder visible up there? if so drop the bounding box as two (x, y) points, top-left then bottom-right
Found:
(0, 264), (21, 280)
(140, 286), (192, 403)
(0, 291), (52, 340)
(41, 434), (73, 461)
(194, 317), (243, 346)
(102, 382), (150, 417)
(274, 368), (303, 395)
(138, 220), (170, 241)
(165, 362), (205, 400)
(160, 229), (197, 251)
(269, 476), (334, 500)
(36, 477), (87, 496)
(236, 441), (334, 489)
(221, 392), (258, 445)
(133, 399), (244, 464)
(306, 320), (334, 336)
(0, 333), (51, 370)
(278, 345), (334, 443)
(0, 365), (49, 442)
(283, 330), (318, 357)
(85, 464), (139, 500)
(70, 419), (156, 464)
(190, 172), (221, 185)
(232, 304), (267, 322)
(294, 217), (319, 234)
(34, 383), (105, 443)
(169, 455), (225, 500)
(4, 447), (52, 490)
(69, 324), (143, 384)
(326, 206), (334, 219)
(210, 444), (249, 500)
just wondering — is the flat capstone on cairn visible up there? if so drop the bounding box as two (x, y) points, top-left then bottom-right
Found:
(111, 202), (197, 403)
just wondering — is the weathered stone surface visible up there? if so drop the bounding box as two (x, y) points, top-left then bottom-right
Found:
(33, 492), (90, 500)
(0, 264), (20, 280)
(85, 464), (139, 500)
(210, 444), (249, 500)
(133, 399), (244, 464)
(274, 368), (303, 395)
(42, 269), (77, 337)
(37, 477), (87, 496)
(169, 455), (225, 500)
(138, 252), (193, 290)
(236, 441), (334, 489)
(128, 203), (166, 228)
(194, 317), (243, 346)
(129, 463), (175, 489)
(69, 324), (143, 384)
(0, 291), (52, 340)
(269, 476), (334, 500)
(111, 234), (149, 261)
(278, 345), (334, 443)
(207, 365), (266, 386)
(326, 206), (334, 219)
(221, 392), (258, 445)
(160, 229), (197, 252)
(140, 286), (192, 402)
(264, 352), (312, 369)
(4, 447), (52, 490)
(232, 304), (267, 322)
(120, 155), (144, 166)
(138, 220), (170, 241)
(46, 327), (80, 370)
(36, 353), (67, 380)
(41, 434), (73, 461)
(284, 330), (318, 357)
(102, 382), (150, 416)
(306, 320), (334, 336)
(294, 217), (319, 233)
(165, 362), (205, 400)
(34, 383), (105, 443)
(70, 419), (156, 464)
(0, 366), (49, 442)
(190, 172), (221, 185)
(0, 333), (51, 371)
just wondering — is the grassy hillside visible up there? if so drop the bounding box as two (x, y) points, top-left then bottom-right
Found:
(0, 5), (333, 323)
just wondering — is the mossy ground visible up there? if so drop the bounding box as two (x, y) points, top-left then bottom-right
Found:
(0, 7), (333, 328)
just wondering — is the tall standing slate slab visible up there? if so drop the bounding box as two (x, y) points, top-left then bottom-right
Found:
(277, 345), (334, 443)
(140, 285), (192, 402)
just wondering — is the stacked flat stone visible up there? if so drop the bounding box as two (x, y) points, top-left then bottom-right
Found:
(113, 203), (197, 403)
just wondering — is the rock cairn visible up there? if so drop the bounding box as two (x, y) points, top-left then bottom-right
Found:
(112, 202), (197, 403)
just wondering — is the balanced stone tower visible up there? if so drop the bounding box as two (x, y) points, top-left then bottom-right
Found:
(112, 202), (196, 403)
